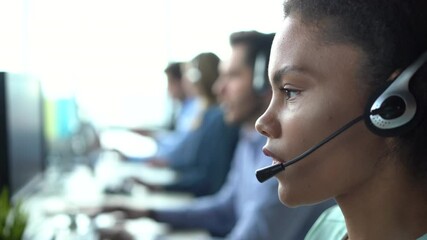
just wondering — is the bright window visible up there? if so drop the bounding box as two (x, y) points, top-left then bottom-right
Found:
(0, 0), (283, 129)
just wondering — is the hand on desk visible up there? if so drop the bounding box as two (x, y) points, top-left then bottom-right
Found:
(145, 158), (169, 168)
(98, 226), (135, 240)
(80, 204), (155, 240)
(125, 176), (163, 192)
(103, 175), (163, 196)
(84, 205), (151, 220)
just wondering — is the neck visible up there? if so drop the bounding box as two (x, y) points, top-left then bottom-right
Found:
(337, 162), (427, 240)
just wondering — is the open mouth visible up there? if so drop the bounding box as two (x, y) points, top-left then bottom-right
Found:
(272, 159), (282, 165)
(263, 148), (285, 165)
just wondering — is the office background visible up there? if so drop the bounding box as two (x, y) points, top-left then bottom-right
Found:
(0, 1), (284, 238)
(0, 0), (282, 130)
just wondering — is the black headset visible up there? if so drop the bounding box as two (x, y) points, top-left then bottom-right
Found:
(252, 52), (269, 94)
(256, 51), (427, 183)
(365, 51), (427, 137)
(256, 50), (427, 182)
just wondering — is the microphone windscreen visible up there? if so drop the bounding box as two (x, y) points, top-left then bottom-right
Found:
(255, 163), (284, 183)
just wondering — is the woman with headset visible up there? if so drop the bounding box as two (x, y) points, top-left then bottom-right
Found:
(255, 0), (427, 239)
(131, 52), (241, 197)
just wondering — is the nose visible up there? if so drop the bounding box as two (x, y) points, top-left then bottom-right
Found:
(255, 105), (280, 138)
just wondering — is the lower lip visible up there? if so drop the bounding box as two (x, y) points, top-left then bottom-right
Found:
(272, 159), (282, 165)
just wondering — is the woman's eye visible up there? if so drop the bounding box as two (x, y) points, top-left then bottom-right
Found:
(281, 88), (300, 100)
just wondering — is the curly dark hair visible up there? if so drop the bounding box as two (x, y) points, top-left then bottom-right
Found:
(283, 0), (427, 181)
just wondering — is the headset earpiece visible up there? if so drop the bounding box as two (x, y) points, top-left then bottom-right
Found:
(365, 51), (427, 137)
(186, 59), (201, 83)
(252, 53), (268, 94)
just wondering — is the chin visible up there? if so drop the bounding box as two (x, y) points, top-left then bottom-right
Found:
(278, 184), (297, 207)
(277, 181), (313, 208)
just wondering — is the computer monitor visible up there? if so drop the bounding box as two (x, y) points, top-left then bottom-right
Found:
(0, 72), (46, 200)
(43, 95), (80, 155)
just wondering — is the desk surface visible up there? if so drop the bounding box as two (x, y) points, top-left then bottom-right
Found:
(23, 151), (210, 240)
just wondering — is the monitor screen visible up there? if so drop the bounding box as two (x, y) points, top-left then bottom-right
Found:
(0, 72), (45, 199)
(43, 96), (80, 153)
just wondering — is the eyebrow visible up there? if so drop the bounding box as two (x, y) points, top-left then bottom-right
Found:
(272, 65), (307, 84)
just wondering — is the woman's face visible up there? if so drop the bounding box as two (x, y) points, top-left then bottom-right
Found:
(255, 15), (388, 206)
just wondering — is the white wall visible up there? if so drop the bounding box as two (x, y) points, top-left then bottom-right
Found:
(0, 0), (284, 129)
(0, 0), (29, 72)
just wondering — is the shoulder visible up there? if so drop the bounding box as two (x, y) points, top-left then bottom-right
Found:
(203, 105), (223, 120)
(304, 204), (347, 240)
(202, 106), (239, 132)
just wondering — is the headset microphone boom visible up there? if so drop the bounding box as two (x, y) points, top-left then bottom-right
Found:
(255, 51), (427, 183)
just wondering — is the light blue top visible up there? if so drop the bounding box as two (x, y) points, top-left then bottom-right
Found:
(127, 97), (199, 161)
(161, 106), (240, 196)
(126, 105), (239, 197)
(174, 97), (200, 132)
(305, 205), (427, 240)
(154, 129), (335, 239)
(155, 97), (200, 156)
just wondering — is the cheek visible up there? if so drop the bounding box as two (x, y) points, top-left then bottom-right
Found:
(277, 104), (334, 160)
(273, 98), (378, 205)
(277, 119), (385, 206)
(231, 85), (256, 109)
